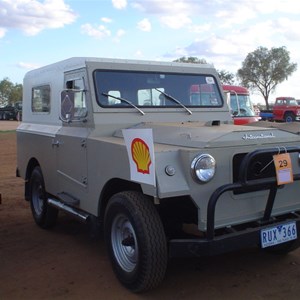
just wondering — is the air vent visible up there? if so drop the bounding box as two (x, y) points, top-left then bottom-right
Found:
(205, 120), (220, 126)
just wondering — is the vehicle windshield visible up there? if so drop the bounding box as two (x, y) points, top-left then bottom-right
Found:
(230, 94), (255, 117)
(94, 70), (223, 108)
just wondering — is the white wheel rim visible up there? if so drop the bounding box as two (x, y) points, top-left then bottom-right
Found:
(111, 213), (138, 272)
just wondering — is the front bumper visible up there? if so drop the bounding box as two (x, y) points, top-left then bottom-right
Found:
(169, 146), (300, 258)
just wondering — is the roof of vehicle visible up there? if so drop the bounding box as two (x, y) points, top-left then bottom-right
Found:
(24, 57), (216, 80)
(222, 85), (249, 94)
(276, 96), (295, 100)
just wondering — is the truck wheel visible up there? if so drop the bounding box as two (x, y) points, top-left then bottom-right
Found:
(284, 113), (295, 123)
(104, 191), (168, 292)
(29, 166), (58, 229)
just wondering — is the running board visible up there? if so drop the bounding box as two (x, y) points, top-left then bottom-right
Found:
(48, 198), (90, 222)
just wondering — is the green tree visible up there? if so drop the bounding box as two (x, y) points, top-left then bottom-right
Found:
(10, 83), (23, 104)
(217, 69), (235, 85)
(0, 78), (23, 106)
(173, 56), (235, 84)
(173, 56), (208, 64)
(237, 46), (297, 110)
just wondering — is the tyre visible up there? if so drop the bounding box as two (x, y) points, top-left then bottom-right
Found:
(104, 191), (168, 292)
(284, 113), (295, 123)
(29, 166), (58, 229)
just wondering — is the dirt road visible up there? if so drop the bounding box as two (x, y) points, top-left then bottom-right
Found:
(1, 124), (300, 299)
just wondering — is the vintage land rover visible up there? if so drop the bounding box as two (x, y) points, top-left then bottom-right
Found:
(17, 57), (300, 292)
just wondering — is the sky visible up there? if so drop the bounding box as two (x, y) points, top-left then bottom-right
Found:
(1, 0), (300, 105)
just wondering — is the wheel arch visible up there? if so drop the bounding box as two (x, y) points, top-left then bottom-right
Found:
(25, 158), (40, 201)
(98, 178), (143, 222)
(284, 111), (295, 117)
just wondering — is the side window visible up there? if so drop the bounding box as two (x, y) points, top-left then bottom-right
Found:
(32, 85), (50, 113)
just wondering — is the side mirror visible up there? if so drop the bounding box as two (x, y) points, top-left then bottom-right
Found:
(61, 90), (75, 122)
(60, 90), (88, 123)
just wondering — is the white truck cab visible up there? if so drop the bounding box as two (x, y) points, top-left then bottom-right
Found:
(17, 57), (300, 292)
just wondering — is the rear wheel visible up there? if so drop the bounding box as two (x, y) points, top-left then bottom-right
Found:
(29, 166), (58, 229)
(104, 191), (168, 292)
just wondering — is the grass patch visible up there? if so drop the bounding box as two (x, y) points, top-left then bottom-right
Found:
(0, 130), (16, 134)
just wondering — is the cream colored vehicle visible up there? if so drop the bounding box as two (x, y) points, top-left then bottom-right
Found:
(17, 57), (300, 292)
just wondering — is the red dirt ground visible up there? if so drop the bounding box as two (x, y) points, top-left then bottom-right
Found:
(1, 122), (300, 299)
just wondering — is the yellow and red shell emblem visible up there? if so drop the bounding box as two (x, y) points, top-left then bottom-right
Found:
(131, 138), (152, 174)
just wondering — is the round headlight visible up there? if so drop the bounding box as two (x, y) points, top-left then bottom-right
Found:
(191, 154), (216, 183)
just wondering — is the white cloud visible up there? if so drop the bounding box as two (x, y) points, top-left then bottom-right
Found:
(101, 17), (112, 23)
(275, 18), (300, 41)
(137, 18), (151, 32)
(16, 62), (41, 70)
(116, 29), (126, 38)
(81, 24), (111, 39)
(132, 0), (194, 15)
(188, 23), (211, 34)
(0, 0), (77, 37)
(0, 27), (6, 38)
(215, 5), (257, 28)
(160, 14), (191, 29)
(134, 50), (143, 58)
(132, 0), (200, 30)
(131, 0), (300, 35)
(112, 0), (127, 10)
(251, 0), (300, 15)
(113, 28), (126, 42)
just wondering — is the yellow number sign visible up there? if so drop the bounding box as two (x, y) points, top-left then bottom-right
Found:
(273, 153), (293, 185)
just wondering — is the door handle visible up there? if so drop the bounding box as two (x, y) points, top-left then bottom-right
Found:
(52, 140), (61, 147)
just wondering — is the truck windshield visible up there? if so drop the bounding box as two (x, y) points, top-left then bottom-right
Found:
(94, 70), (223, 108)
(230, 94), (255, 117)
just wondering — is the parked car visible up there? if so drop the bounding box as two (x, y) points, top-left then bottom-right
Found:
(0, 101), (22, 120)
(273, 97), (300, 122)
(17, 57), (300, 292)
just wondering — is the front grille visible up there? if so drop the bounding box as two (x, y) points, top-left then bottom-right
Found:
(233, 152), (276, 194)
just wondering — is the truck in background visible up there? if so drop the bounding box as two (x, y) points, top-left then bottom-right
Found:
(0, 102), (22, 121)
(259, 97), (300, 122)
(259, 109), (274, 121)
(222, 85), (260, 125)
(273, 97), (300, 122)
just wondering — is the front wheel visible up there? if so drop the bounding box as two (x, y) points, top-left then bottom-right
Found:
(29, 166), (58, 229)
(104, 191), (168, 292)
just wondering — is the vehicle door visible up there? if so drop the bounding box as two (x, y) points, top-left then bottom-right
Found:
(274, 99), (285, 120)
(53, 72), (91, 206)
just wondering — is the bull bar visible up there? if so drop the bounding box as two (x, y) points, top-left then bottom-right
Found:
(169, 146), (300, 258)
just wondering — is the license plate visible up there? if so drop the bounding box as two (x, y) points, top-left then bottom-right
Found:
(261, 222), (297, 248)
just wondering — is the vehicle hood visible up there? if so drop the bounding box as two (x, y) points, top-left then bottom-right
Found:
(115, 121), (300, 149)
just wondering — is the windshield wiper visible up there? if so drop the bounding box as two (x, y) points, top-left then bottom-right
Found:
(155, 88), (192, 115)
(102, 92), (145, 115)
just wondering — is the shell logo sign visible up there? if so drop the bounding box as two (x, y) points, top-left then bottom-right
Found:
(131, 138), (152, 174)
(122, 128), (156, 186)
